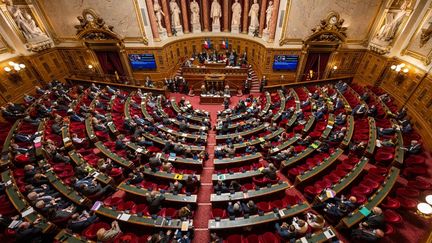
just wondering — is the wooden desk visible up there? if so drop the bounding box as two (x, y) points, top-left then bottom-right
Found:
(210, 182), (289, 202)
(259, 92), (271, 117)
(268, 136), (300, 155)
(1, 120), (20, 166)
(55, 230), (92, 243)
(85, 117), (97, 142)
(156, 123), (207, 141)
(280, 141), (322, 169)
(208, 202), (309, 229)
(118, 181), (197, 203)
(272, 90), (287, 122)
(295, 226), (338, 243)
(68, 150), (113, 185)
(340, 167), (399, 228)
(142, 132), (205, 152)
(320, 114), (335, 139)
(303, 116), (316, 133)
(200, 95), (226, 105)
(341, 115), (354, 148)
(212, 170), (263, 182)
(337, 90), (352, 113)
(316, 157), (368, 203)
(232, 128), (284, 150)
(141, 166), (200, 182)
(170, 98), (208, 123)
(214, 153), (262, 167)
(95, 141), (134, 169)
(365, 117), (376, 156)
(61, 125), (73, 149)
(392, 119), (404, 167)
(295, 148), (343, 185)
(216, 125), (265, 142)
(95, 206), (193, 229)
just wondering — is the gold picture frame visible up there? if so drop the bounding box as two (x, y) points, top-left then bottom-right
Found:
(0, 33), (13, 54)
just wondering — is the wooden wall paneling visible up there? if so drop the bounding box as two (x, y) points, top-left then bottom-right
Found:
(354, 51), (388, 86)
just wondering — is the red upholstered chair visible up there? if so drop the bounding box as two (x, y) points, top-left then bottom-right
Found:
(117, 201), (136, 212)
(380, 197), (400, 209)
(224, 234), (243, 243)
(160, 207), (178, 218)
(342, 157), (360, 165)
(325, 173), (341, 184)
(360, 179), (380, 190)
(114, 233), (139, 243)
(396, 197), (417, 210)
(402, 166), (428, 178)
(212, 208), (227, 219)
(374, 152), (394, 164)
(304, 186), (320, 197)
(241, 183), (255, 191)
(130, 204), (148, 215)
(256, 201), (271, 212)
(83, 222), (110, 240)
(270, 199), (284, 209)
(407, 177), (432, 190)
(385, 224), (394, 236)
(384, 209), (402, 224)
(245, 234), (259, 243)
(396, 188), (420, 198)
(259, 232), (279, 243)
(364, 173), (385, 183)
(368, 167), (388, 175)
(351, 185), (372, 196)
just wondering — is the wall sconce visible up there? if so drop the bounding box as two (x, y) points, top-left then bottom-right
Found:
(3, 61), (26, 82)
(390, 63), (409, 85)
(333, 65), (338, 70)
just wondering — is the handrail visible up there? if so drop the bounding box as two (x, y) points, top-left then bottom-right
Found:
(264, 76), (354, 92)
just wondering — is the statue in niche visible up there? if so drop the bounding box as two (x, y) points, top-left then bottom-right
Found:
(170, 0), (182, 28)
(210, 0), (222, 26)
(420, 17), (432, 47)
(249, 0), (260, 30)
(5, 0), (46, 40)
(376, 0), (411, 42)
(190, 0), (201, 25)
(264, 1), (274, 32)
(153, 0), (166, 31)
(231, 0), (242, 27)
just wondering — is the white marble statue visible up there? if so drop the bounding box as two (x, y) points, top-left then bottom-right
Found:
(264, 1), (274, 32)
(153, 0), (166, 31)
(231, 0), (242, 27)
(210, 0), (222, 26)
(376, 0), (410, 42)
(190, 0), (201, 32)
(5, 0), (46, 40)
(248, 0), (260, 32)
(170, 0), (182, 27)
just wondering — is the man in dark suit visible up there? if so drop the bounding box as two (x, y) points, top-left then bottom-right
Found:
(146, 191), (165, 214)
(361, 207), (385, 230)
(351, 228), (384, 242)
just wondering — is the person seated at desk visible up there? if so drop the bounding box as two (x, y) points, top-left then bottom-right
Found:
(335, 113), (347, 125)
(128, 170), (144, 184)
(403, 140), (422, 154)
(227, 201), (243, 217)
(262, 163), (278, 180)
(225, 145), (236, 158)
(315, 195), (357, 218)
(214, 180), (228, 194)
(335, 81), (348, 93)
(115, 135), (128, 150)
(179, 205), (193, 219)
(72, 133), (87, 146)
(327, 127), (346, 143)
(367, 105), (378, 117)
(97, 158), (113, 174)
(314, 106), (327, 120)
(281, 107), (294, 120)
(360, 207), (385, 230)
(351, 227), (384, 242)
(349, 141), (366, 155)
(242, 200), (258, 215)
(401, 122), (412, 134)
(97, 220), (122, 242)
(161, 161), (173, 172)
(169, 180), (183, 194)
(67, 210), (98, 233)
(317, 142), (330, 153)
(15, 220), (43, 242)
(395, 107), (407, 121)
(297, 135), (312, 146)
(361, 92), (370, 103)
(376, 137), (397, 148)
(149, 153), (162, 172)
(179, 120), (188, 132)
(379, 93), (391, 103)
(306, 212), (325, 230)
(245, 145), (257, 154)
(292, 217), (309, 235)
(78, 181), (113, 198)
(275, 222), (296, 240)
(146, 191), (166, 214)
(10, 142), (33, 155)
(229, 180), (241, 192)
(123, 118), (137, 132)
(377, 124), (398, 136)
(334, 97), (344, 110)
(184, 175), (200, 193)
(6, 102), (26, 114)
(352, 104), (366, 116)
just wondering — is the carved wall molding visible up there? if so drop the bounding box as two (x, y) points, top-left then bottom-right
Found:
(75, 8), (122, 41)
(304, 12), (347, 45)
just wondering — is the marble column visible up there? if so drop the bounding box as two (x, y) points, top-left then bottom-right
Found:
(160, 0), (172, 36)
(242, 0), (249, 34)
(258, 0), (267, 37)
(202, 0), (210, 31)
(181, 0), (190, 33)
(223, 0), (229, 32)
(145, 0), (161, 41)
(268, 0), (280, 42)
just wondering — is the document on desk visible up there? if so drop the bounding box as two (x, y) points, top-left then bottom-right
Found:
(118, 213), (131, 221)
(324, 228), (335, 239)
(21, 207), (35, 217)
(181, 220), (189, 231)
(91, 201), (102, 211)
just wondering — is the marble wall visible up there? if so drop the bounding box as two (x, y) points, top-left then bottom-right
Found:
(282, 0), (383, 43)
(37, 0), (142, 40)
